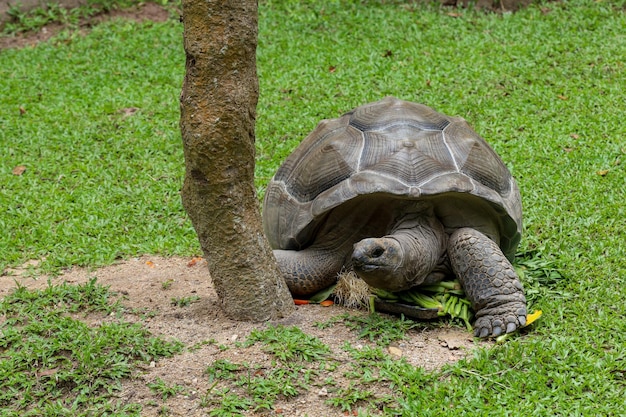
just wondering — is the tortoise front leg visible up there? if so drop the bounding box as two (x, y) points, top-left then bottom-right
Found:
(273, 247), (346, 296)
(448, 228), (527, 338)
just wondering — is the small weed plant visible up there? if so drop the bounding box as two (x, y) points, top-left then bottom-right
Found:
(0, 279), (183, 416)
(244, 324), (331, 361)
(147, 377), (186, 400)
(170, 295), (200, 307)
(318, 312), (423, 346)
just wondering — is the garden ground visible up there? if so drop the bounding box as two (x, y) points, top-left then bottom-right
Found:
(1, 255), (481, 416)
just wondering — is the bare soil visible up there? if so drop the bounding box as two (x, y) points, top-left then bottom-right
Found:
(1, 256), (485, 416)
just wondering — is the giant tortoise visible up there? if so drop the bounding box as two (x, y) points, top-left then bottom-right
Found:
(263, 97), (527, 338)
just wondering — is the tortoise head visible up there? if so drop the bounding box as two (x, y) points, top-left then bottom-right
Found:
(351, 210), (448, 291)
(351, 237), (412, 291)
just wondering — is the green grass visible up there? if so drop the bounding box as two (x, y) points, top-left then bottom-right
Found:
(317, 311), (425, 346)
(1, 0), (174, 34)
(244, 324), (331, 361)
(147, 377), (186, 400)
(170, 294), (199, 307)
(1, 15), (193, 273)
(204, 326), (331, 414)
(0, 279), (184, 416)
(1, 0), (626, 415)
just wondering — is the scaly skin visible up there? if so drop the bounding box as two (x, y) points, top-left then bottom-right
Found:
(448, 228), (527, 338)
(275, 218), (527, 339)
(351, 209), (447, 291)
(273, 247), (347, 296)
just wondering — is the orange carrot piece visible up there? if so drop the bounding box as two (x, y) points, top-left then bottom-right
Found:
(319, 300), (334, 307)
(293, 299), (310, 305)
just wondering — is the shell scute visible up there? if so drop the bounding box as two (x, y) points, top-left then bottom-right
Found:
(359, 129), (457, 188)
(443, 122), (512, 196)
(349, 97), (450, 132)
(275, 122), (362, 204)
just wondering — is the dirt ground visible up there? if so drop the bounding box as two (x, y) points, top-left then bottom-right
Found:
(1, 256), (484, 416)
(0, 3), (495, 415)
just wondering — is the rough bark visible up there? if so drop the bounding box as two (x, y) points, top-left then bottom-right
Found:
(179, 0), (294, 321)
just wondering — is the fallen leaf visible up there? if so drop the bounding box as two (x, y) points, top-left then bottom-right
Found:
(497, 310), (544, 344)
(12, 165), (26, 176)
(569, 133), (579, 139)
(187, 257), (203, 267)
(524, 310), (543, 327)
(145, 260), (155, 268)
(447, 12), (462, 17)
(328, 65), (337, 73)
(119, 107), (139, 117)
(563, 147), (574, 152)
(19, 106), (26, 115)
(308, 283), (336, 303)
(557, 95), (568, 100)
(596, 169), (609, 176)
(37, 368), (59, 378)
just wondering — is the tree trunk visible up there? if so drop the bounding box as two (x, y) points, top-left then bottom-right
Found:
(179, 0), (294, 321)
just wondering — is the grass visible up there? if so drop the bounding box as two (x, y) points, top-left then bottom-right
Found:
(317, 311), (426, 346)
(0, 279), (184, 416)
(170, 294), (199, 306)
(1, 10), (192, 273)
(1, 0), (173, 34)
(202, 323), (427, 415)
(147, 377), (186, 400)
(203, 326), (331, 414)
(1, 0), (626, 415)
(244, 324), (331, 361)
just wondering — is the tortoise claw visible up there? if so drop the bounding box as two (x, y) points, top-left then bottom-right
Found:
(476, 327), (490, 338)
(473, 310), (527, 338)
(506, 322), (517, 334)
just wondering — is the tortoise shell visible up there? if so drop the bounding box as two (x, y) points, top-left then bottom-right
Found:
(263, 97), (522, 260)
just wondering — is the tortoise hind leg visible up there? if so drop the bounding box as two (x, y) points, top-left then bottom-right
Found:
(448, 228), (527, 338)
